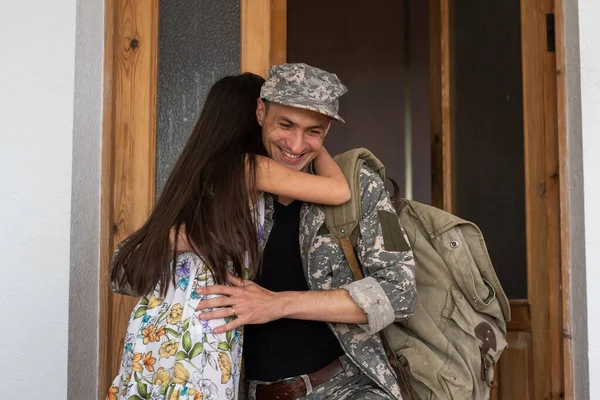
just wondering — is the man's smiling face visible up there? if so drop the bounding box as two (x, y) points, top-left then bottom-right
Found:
(256, 99), (332, 172)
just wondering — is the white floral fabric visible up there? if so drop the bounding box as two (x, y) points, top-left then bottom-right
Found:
(107, 253), (243, 400)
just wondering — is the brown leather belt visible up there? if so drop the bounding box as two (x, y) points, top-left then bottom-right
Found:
(254, 358), (344, 400)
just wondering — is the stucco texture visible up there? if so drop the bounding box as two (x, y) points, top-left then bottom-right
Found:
(156, 0), (240, 195)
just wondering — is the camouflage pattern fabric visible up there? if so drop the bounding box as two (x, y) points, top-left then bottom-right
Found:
(260, 63), (348, 123)
(259, 165), (417, 400)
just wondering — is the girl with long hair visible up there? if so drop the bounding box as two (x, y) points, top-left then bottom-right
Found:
(106, 73), (350, 400)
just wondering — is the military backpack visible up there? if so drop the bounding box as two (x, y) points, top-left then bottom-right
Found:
(324, 148), (511, 400)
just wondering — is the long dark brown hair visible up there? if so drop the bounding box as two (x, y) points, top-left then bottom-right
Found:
(111, 73), (266, 296)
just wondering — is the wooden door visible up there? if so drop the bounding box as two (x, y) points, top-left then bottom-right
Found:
(284, 0), (432, 203)
(430, 0), (567, 399)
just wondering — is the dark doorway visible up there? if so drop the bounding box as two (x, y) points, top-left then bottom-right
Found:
(287, 0), (432, 204)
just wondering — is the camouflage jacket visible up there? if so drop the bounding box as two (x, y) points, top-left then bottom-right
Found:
(260, 165), (417, 399)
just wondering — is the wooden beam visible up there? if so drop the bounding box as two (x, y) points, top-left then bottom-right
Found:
(520, 0), (563, 398)
(430, 0), (454, 212)
(99, 0), (158, 396)
(241, 0), (287, 77)
(270, 0), (287, 65)
(554, 0), (574, 398)
(241, 0), (272, 77)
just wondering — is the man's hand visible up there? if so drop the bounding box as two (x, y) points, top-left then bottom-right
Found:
(195, 273), (285, 334)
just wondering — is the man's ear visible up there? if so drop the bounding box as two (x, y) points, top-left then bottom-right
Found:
(256, 98), (266, 126)
(323, 119), (332, 137)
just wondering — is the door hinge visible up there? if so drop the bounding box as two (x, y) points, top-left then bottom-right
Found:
(546, 13), (556, 52)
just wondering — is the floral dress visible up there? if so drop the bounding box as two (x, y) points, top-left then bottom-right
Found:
(107, 199), (265, 400)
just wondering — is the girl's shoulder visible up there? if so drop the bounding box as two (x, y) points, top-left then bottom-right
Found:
(250, 193), (265, 220)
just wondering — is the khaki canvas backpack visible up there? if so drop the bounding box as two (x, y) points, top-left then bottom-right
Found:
(324, 148), (511, 400)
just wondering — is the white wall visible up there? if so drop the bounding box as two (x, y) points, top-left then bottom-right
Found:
(0, 1), (77, 398)
(580, 0), (600, 398)
(68, 0), (104, 398)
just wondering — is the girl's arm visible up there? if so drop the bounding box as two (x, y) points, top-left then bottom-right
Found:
(254, 147), (351, 205)
(171, 149), (350, 253)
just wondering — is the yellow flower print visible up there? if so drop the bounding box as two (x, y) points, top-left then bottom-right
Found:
(218, 352), (232, 384)
(169, 389), (180, 400)
(121, 374), (131, 396)
(142, 351), (156, 372)
(141, 326), (157, 345)
(132, 352), (143, 372)
(159, 339), (179, 358)
(106, 386), (118, 400)
(148, 295), (163, 309)
(152, 367), (171, 385)
(167, 303), (183, 325)
(172, 362), (190, 385)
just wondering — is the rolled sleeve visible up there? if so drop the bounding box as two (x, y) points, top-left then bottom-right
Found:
(343, 276), (396, 335)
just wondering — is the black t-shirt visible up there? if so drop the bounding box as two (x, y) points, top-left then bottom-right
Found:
(244, 200), (344, 381)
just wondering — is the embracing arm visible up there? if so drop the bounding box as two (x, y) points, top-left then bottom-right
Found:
(254, 148), (350, 205)
(195, 274), (367, 334)
(277, 288), (367, 323)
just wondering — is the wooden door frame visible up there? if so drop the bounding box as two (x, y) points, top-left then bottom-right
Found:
(520, 1), (564, 397)
(99, 0), (158, 397)
(518, 0), (565, 397)
(555, 1), (575, 396)
(99, 0), (574, 398)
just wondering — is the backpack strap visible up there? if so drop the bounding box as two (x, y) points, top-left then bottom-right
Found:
(327, 148), (412, 400)
(324, 148), (386, 245)
(340, 237), (364, 280)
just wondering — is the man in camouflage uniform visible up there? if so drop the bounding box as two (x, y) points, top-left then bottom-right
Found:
(196, 63), (416, 400)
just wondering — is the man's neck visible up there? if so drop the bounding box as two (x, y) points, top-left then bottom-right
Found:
(275, 195), (295, 206)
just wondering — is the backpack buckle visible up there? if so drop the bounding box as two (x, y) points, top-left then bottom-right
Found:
(476, 322), (498, 388)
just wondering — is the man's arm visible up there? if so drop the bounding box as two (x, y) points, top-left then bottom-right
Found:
(279, 288), (367, 323)
(341, 166), (417, 335)
(195, 274), (366, 334)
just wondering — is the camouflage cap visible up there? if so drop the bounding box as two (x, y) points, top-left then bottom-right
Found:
(260, 63), (348, 123)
